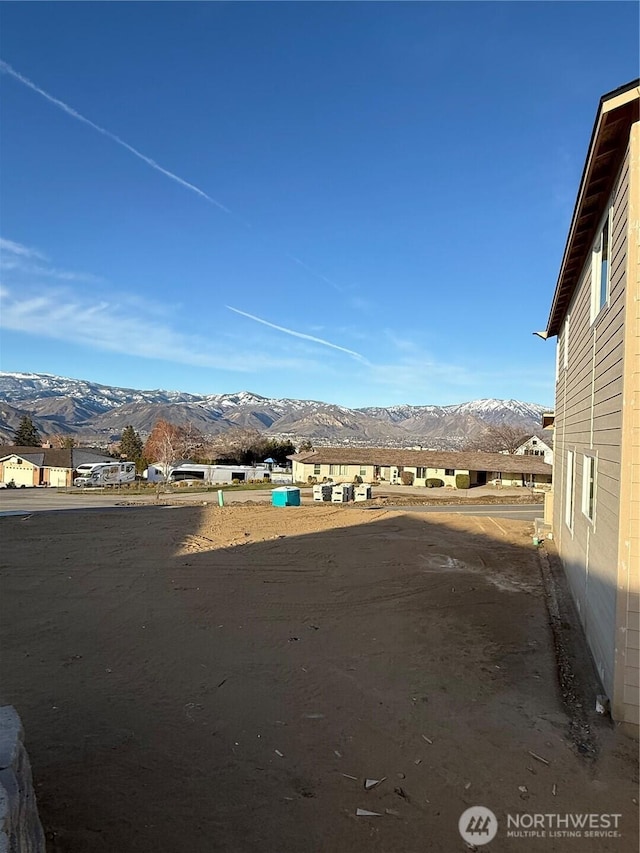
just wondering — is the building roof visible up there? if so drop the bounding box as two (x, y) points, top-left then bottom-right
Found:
(0, 446), (112, 468)
(289, 447), (552, 475)
(545, 80), (639, 337)
(517, 434), (553, 450)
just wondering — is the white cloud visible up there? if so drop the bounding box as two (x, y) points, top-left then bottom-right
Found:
(0, 285), (315, 373)
(0, 236), (103, 284)
(0, 237), (47, 260)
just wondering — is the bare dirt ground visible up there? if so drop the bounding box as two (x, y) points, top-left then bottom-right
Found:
(1, 505), (637, 852)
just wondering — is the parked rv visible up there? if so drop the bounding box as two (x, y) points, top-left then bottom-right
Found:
(74, 461), (136, 488)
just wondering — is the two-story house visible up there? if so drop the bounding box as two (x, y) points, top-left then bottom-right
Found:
(513, 435), (554, 465)
(542, 80), (639, 731)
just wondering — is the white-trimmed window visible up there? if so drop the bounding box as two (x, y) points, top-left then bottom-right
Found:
(565, 450), (575, 530)
(359, 466), (367, 476)
(582, 455), (596, 522)
(591, 210), (611, 323)
(313, 463), (321, 475)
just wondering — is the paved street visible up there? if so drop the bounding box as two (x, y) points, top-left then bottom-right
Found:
(0, 487), (276, 515)
(0, 487), (543, 520)
(380, 502), (543, 521)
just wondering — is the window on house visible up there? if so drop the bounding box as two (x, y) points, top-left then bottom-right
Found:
(313, 464), (321, 475)
(591, 212), (611, 322)
(329, 464), (337, 475)
(565, 451), (575, 530)
(582, 455), (596, 522)
(445, 469), (455, 476)
(416, 467), (427, 478)
(339, 465), (348, 475)
(360, 466), (367, 476)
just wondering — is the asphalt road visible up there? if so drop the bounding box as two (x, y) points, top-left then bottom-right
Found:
(0, 488), (543, 520)
(380, 502), (544, 520)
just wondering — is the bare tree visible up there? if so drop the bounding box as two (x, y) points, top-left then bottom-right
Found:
(464, 424), (529, 455)
(54, 434), (76, 449)
(143, 420), (204, 483)
(207, 428), (263, 463)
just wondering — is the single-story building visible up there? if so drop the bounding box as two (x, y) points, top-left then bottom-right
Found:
(0, 446), (114, 488)
(289, 448), (552, 488)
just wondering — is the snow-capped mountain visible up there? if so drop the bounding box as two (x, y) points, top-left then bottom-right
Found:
(0, 371), (549, 447)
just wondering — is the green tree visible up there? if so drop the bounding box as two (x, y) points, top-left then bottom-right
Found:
(13, 415), (41, 447)
(119, 425), (144, 462)
(261, 439), (296, 466)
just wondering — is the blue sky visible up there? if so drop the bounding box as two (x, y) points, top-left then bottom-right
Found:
(0, 2), (638, 407)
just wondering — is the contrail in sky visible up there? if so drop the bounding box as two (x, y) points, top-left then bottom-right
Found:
(1, 58), (349, 294)
(227, 306), (368, 363)
(286, 254), (343, 293)
(0, 58), (232, 214)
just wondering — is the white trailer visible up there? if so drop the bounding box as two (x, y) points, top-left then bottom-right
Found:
(144, 463), (271, 484)
(74, 461), (136, 488)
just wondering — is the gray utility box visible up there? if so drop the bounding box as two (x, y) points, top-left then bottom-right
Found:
(332, 483), (354, 503)
(354, 484), (372, 501)
(313, 483), (334, 502)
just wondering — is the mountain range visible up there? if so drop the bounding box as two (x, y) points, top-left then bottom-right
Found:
(0, 372), (550, 449)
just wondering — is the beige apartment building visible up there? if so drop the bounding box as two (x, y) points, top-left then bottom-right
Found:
(542, 80), (639, 730)
(290, 447), (551, 488)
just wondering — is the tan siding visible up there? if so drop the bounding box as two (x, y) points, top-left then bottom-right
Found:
(627, 647), (640, 669)
(554, 138), (632, 709)
(624, 685), (639, 706)
(613, 128), (639, 728)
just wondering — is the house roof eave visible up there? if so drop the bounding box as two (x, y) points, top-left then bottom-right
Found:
(545, 80), (639, 338)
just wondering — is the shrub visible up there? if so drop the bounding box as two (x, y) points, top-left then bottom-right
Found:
(401, 471), (414, 486)
(353, 475), (363, 485)
(455, 473), (470, 490)
(426, 478), (444, 488)
(231, 478), (241, 485)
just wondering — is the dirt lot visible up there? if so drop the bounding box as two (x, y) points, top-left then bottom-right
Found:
(1, 505), (637, 852)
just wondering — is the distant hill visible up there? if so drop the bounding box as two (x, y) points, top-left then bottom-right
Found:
(0, 371), (550, 449)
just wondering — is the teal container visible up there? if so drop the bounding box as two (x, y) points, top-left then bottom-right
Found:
(271, 487), (301, 507)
